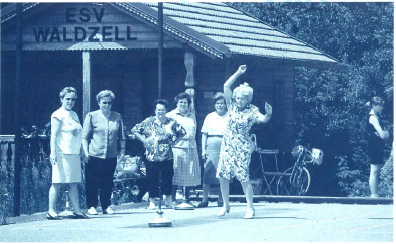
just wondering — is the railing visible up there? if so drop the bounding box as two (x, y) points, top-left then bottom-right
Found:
(0, 134), (146, 220)
(0, 136), (15, 223)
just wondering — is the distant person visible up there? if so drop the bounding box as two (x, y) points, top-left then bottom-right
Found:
(48, 87), (89, 220)
(217, 65), (272, 219)
(197, 93), (228, 208)
(132, 99), (186, 209)
(366, 96), (389, 198)
(166, 93), (201, 206)
(82, 90), (126, 215)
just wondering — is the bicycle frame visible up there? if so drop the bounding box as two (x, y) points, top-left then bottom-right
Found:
(290, 147), (310, 187)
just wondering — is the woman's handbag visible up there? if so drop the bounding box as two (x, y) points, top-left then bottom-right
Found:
(248, 134), (257, 153)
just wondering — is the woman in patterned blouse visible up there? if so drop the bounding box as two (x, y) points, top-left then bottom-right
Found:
(217, 65), (273, 219)
(132, 99), (186, 209)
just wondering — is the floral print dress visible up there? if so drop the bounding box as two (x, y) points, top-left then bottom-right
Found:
(216, 100), (259, 182)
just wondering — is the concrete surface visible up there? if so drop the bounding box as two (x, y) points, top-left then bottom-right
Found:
(0, 200), (393, 242)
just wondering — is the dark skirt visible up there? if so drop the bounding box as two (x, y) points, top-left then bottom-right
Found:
(368, 141), (385, 165)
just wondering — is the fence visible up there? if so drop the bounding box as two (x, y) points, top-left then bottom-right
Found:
(0, 135), (146, 220)
(0, 136), (15, 223)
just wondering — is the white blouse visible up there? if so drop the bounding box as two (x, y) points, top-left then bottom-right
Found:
(51, 108), (82, 155)
(201, 111), (228, 136)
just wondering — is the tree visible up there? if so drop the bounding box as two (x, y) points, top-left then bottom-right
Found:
(230, 2), (393, 197)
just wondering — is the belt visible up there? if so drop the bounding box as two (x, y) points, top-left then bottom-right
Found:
(208, 135), (223, 138)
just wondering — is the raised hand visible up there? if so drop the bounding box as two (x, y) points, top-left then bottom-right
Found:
(238, 65), (247, 74)
(265, 102), (272, 116)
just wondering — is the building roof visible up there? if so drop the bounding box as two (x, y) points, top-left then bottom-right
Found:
(1, 2), (343, 69)
(144, 2), (338, 63)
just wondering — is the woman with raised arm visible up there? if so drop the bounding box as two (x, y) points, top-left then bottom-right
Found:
(366, 96), (389, 198)
(216, 65), (272, 219)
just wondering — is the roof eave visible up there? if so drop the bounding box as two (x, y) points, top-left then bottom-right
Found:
(234, 53), (347, 71)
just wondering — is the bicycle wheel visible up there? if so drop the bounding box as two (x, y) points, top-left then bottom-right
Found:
(277, 167), (311, 196)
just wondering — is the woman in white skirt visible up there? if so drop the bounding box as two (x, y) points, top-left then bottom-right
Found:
(166, 93), (201, 206)
(197, 92), (229, 208)
(48, 87), (89, 220)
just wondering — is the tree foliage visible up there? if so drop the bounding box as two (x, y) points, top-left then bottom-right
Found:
(230, 2), (393, 197)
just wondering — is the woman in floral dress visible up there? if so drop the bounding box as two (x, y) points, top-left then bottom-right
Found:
(216, 65), (273, 219)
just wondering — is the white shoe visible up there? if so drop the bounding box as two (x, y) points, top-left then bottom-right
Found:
(148, 202), (156, 210)
(87, 207), (98, 215)
(244, 208), (255, 219)
(103, 206), (115, 215)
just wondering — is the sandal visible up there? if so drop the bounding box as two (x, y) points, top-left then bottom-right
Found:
(72, 212), (90, 219)
(46, 213), (63, 220)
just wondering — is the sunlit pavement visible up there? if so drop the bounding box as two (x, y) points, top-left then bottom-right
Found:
(0, 201), (392, 242)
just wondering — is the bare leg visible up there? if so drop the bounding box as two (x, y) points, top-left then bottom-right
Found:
(67, 183), (83, 214)
(369, 164), (382, 197)
(171, 185), (178, 202)
(217, 188), (223, 205)
(241, 181), (254, 210)
(48, 183), (62, 216)
(218, 178), (230, 216)
(184, 186), (192, 201)
(202, 183), (210, 203)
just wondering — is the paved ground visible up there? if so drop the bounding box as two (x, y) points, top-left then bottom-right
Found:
(0, 201), (393, 242)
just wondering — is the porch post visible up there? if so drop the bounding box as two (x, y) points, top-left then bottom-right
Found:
(158, 2), (163, 99)
(13, 3), (23, 217)
(184, 51), (196, 113)
(82, 51), (91, 120)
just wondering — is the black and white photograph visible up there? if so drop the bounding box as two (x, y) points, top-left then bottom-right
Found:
(0, 1), (393, 242)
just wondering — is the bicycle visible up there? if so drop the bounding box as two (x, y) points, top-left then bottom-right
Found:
(276, 145), (323, 196)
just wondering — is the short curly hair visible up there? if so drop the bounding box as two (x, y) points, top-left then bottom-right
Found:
(174, 92), (191, 106)
(154, 99), (168, 110)
(59, 87), (77, 99)
(96, 90), (115, 103)
(212, 92), (226, 105)
(232, 83), (253, 103)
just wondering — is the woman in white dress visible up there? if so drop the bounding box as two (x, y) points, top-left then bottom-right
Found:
(48, 87), (89, 220)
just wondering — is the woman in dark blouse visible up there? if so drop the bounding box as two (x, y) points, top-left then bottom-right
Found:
(82, 90), (126, 215)
(366, 96), (389, 198)
(132, 99), (186, 210)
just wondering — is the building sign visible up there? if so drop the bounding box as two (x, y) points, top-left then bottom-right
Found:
(32, 7), (137, 42)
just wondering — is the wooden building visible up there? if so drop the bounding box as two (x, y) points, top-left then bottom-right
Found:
(0, 2), (343, 156)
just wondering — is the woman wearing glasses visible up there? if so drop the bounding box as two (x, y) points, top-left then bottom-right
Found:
(82, 90), (126, 215)
(48, 87), (89, 220)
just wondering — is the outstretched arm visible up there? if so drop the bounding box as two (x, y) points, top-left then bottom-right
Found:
(256, 102), (272, 124)
(224, 65), (247, 104)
